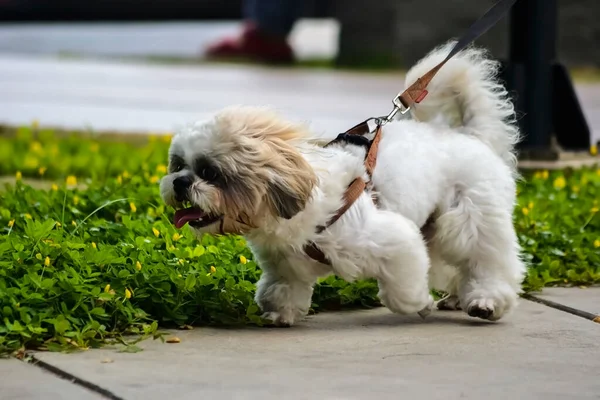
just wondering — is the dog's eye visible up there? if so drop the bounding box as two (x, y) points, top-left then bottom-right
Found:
(199, 166), (218, 182)
(169, 156), (185, 173)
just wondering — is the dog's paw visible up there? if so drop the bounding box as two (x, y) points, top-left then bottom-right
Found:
(466, 298), (495, 320)
(462, 285), (518, 321)
(261, 311), (296, 327)
(417, 301), (433, 319)
(437, 294), (461, 311)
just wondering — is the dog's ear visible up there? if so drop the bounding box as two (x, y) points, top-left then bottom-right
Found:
(265, 178), (308, 220)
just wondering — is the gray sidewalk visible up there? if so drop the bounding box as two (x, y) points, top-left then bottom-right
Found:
(2, 290), (599, 400)
(1, 53), (599, 147)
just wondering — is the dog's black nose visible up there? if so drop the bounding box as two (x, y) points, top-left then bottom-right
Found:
(173, 175), (193, 202)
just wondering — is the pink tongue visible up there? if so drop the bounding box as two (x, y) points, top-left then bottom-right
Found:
(173, 208), (207, 229)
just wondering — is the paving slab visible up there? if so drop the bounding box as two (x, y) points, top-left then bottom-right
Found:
(33, 300), (600, 400)
(0, 358), (104, 400)
(535, 287), (600, 317)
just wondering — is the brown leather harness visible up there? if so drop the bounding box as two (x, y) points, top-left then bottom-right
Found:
(301, 0), (518, 265)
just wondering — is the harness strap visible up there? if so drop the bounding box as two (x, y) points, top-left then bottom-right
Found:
(302, 125), (380, 265)
(302, 0), (518, 265)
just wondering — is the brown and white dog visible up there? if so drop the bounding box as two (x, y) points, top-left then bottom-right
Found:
(160, 42), (526, 326)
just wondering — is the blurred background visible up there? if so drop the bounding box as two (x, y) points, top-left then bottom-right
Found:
(0, 0), (598, 157)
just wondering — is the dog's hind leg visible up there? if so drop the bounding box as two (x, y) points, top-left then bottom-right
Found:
(427, 248), (462, 311)
(432, 186), (526, 321)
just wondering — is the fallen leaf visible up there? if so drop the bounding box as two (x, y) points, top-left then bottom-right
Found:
(101, 358), (113, 364)
(166, 336), (181, 343)
(179, 325), (194, 330)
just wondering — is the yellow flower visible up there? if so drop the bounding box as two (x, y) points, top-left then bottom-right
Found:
(30, 141), (42, 153)
(31, 119), (39, 129)
(152, 227), (160, 237)
(71, 220), (76, 226)
(553, 176), (566, 190)
(66, 175), (77, 187)
(89, 143), (99, 153)
(592, 207), (599, 214)
(91, 242), (97, 249)
(51, 184), (59, 191)
(130, 202), (137, 213)
(572, 185), (580, 193)
(15, 171), (22, 181)
(594, 239), (600, 248)
(122, 171), (130, 179)
(542, 170), (549, 179)
(73, 195), (80, 205)
(161, 134), (173, 143)
(156, 165), (168, 174)
(172, 233), (182, 241)
(125, 288), (132, 299)
(44, 257), (50, 267)
(7, 220), (14, 228)
(168, 245), (176, 252)
(55, 221), (61, 228)
(149, 175), (159, 184)
(528, 201), (534, 210)
(521, 207), (529, 216)
(596, 169), (600, 177)
(240, 255), (247, 264)
(24, 213), (32, 220)
(591, 144), (598, 156)
(136, 261), (142, 271)
(38, 167), (47, 176)
(116, 175), (123, 185)
(210, 266), (217, 274)
(35, 253), (42, 260)
(104, 284), (111, 293)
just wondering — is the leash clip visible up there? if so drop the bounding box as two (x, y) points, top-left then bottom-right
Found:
(379, 93), (411, 126)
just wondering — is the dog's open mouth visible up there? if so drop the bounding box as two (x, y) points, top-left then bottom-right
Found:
(173, 207), (221, 229)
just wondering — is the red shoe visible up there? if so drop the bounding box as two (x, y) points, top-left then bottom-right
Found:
(204, 23), (294, 65)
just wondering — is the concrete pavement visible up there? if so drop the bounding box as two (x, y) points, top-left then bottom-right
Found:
(1, 358), (104, 400)
(2, 292), (597, 400)
(1, 53), (599, 147)
(535, 287), (600, 317)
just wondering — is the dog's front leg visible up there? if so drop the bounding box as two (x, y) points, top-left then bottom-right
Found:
(366, 212), (434, 317)
(254, 254), (327, 327)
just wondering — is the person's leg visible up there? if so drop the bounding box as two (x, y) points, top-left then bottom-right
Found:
(246, 0), (304, 37)
(205, 0), (304, 64)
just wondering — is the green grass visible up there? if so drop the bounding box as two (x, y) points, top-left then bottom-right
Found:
(1, 124), (599, 356)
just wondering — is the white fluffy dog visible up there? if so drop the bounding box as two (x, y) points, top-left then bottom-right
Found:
(160, 42), (526, 326)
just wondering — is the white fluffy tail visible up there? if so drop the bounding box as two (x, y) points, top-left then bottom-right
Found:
(404, 41), (520, 169)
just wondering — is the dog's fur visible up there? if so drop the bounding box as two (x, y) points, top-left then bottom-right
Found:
(160, 42), (526, 326)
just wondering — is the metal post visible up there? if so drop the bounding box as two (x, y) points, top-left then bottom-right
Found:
(504, 0), (590, 159)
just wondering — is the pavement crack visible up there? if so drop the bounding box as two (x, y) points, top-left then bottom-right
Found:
(26, 355), (125, 400)
(522, 293), (600, 324)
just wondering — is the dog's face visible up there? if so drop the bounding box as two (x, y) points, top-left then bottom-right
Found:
(160, 106), (318, 235)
